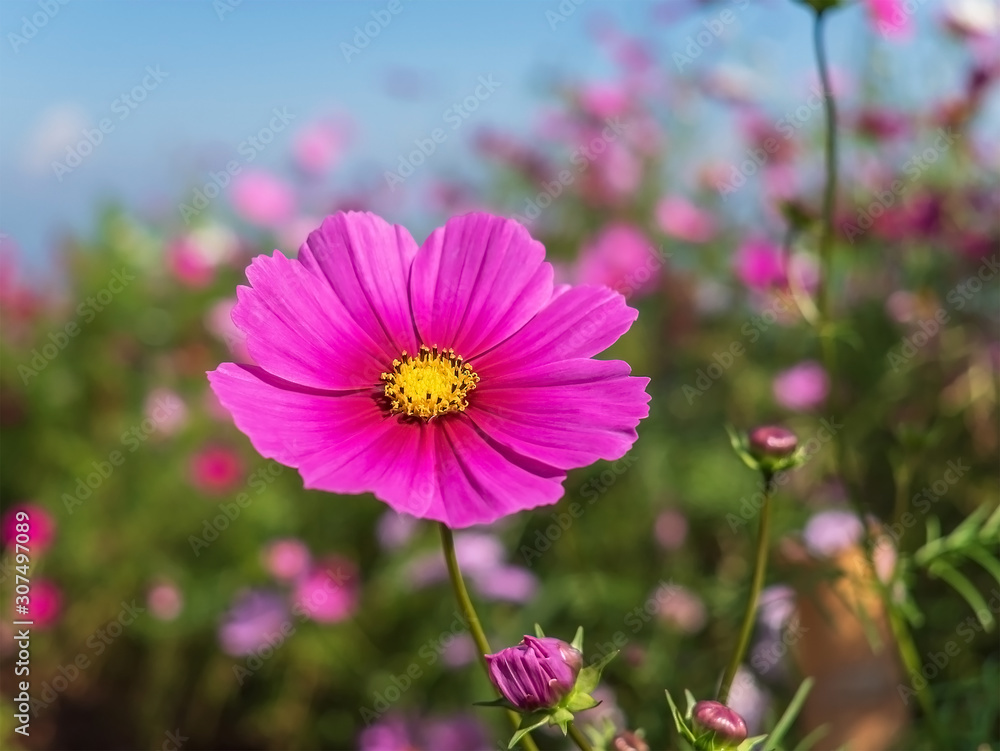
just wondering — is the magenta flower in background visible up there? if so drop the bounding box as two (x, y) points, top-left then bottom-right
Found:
(655, 196), (716, 244)
(485, 635), (582, 711)
(143, 388), (188, 437)
(656, 583), (708, 634)
(376, 511), (420, 550)
(208, 211), (650, 528)
(189, 445), (244, 495)
(166, 223), (240, 288)
(231, 169), (295, 227)
(292, 556), (358, 623)
(803, 509), (864, 558)
(1, 502), (55, 554)
(32, 579), (63, 629)
(262, 538), (311, 581)
(772, 360), (829, 412)
(733, 238), (786, 290)
(359, 713), (490, 751)
(206, 298), (251, 362)
(576, 222), (662, 299)
(654, 508), (689, 551)
(292, 120), (346, 176)
(218, 589), (289, 656)
(147, 580), (184, 621)
(866, 0), (912, 37)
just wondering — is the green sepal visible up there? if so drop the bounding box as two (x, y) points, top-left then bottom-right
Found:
(534, 623), (546, 638)
(507, 712), (549, 750)
(575, 649), (617, 696)
(737, 735), (768, 751)
(566, 694), (600, 712)
(666, 690), (698, 744)
(551, 707), (574, 734)
(570, 626), (584, 653)
(474, 696), (516, 709)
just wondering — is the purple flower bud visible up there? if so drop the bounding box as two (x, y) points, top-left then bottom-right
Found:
(485, 635), (582, 711)
(692, 701), (748, 746)
(748, 425), (798, 460)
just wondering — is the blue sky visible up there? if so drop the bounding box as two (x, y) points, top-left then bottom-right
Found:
(0, 0), (983, 273)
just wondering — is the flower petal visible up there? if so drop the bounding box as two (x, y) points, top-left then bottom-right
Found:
(471, 284), (638, 373)
(298, 211), (420, 359)
(468, 359), (650, 470)
(409, 213), (554, 358)
(232, 251), (389, 390)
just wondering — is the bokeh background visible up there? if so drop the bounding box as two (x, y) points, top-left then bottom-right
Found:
(1, 0), (998, 749)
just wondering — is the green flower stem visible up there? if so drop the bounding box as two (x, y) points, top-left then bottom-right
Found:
(813, 7), (837, 326)
(718, 474), (773, 704)
(568, 722), (594, 751)
(439, 524), (541, 751)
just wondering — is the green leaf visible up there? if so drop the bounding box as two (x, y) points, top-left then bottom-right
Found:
(726, 424), (759, 471)
(930, 561), (995, 630)
(791, 724), (829, 751)
(965, 545), (1000, 586)
(761, 677), (814, 751)
(507, 712), (549, 750)
(533, 623), (546, 638)
(576, 650), (617, 695)
(665, 690), (698, 744)
(571, 626), (584, 653)
(738, 734), (769, 751)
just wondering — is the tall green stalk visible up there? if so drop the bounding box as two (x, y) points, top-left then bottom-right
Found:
(718, 474), (774, 704)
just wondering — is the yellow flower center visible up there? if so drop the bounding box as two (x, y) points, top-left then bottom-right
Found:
(380, 345), (479, 419)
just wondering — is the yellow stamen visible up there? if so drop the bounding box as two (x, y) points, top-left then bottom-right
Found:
(380, 345), (479, 420)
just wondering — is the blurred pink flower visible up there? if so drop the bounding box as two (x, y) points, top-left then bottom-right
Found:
(219, 589), (289, 656)
(293, 557), (358, 623)
(866, 0), (912, 38)
(773, 361), (829, 411)
(803, 510), (864, 558)
(376, 511), (420, 550)
(205, 298), (251, 362)
(144, 388), (188, 437)
(278, 215), (323, 253)
(655, 196), (715, 243)
(733, 238), (786, 290)
(359, 713), (490, 751)
(32, 579), (62, 629)
(148, 581), (184, 621)
(577, 222), (662, 298)
(231, 170), (295, 227)
(292, 120), (345, 176)
(166, 224), (240, 288)
(654, 508), (688, 551)
(442, 633), (477, 668)
(657, 583), (708, 633)
(727, 666), (771, 734)
(189, 445), (244, 495)
(263, 538), (311, 581)
(472, 565), (537, 603)
(1, 502), (55, 554)
(578, 83), (630, 119)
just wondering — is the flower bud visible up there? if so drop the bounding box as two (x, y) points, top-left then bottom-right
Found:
(485, 635), (582, 711)
(748, 425), (798, 461)
(692, 701), (748, 747)
(613, 730), (650, 751)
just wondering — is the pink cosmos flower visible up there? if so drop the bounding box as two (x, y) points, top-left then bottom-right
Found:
(292, 557), (358, 623)
(31, 579), (62, 629)
(773, 361), (829, 412)
(189, 445), (244, 495)
(292, 120), (345, 176)
(576, 222), (663, 299)
(148, 581), (184, 621)
(866, 0), (911, 38)
(655, 196), (716, 244)
(219, 589), (289, 656)
(733, 238), (787, 290)
(208, 212), (650, 528)
(262, 538), (311, 581)
(1, 503), (55, 554)
(231, 170), (295, 227)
